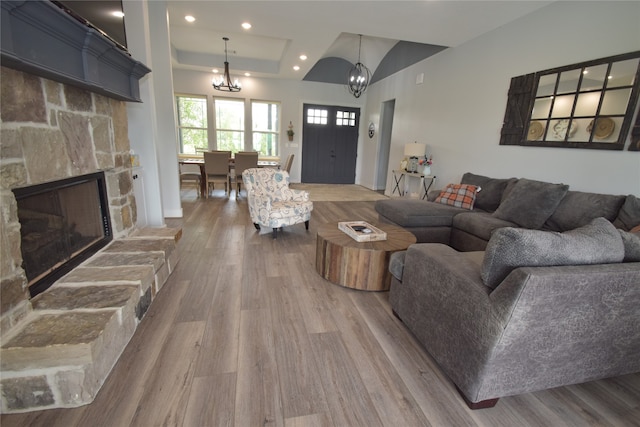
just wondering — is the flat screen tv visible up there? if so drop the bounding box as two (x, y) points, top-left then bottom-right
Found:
(52, 0), (127, 51)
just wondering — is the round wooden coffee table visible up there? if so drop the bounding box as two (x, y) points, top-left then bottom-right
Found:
(315, 222), (416, 291)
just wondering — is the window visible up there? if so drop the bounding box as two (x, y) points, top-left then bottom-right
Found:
(176, 95), (208, 154)
(500, 51), (640, 150)
(336, 110), (356, 126)
(214, 98), (245, 154)
(252, 101), (280, 156)
(307, 108), (328, 125)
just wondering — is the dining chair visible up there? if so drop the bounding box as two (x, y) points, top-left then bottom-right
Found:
(283, 154), (294, 173)
(179, 163), (202, 195)
(231, 151), (258, 198)
(204, 151), (231, 197)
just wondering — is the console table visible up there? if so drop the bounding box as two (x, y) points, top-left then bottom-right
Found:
(391, 170), (436, 199)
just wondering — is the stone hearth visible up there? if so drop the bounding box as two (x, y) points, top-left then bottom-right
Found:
(1, 227), (181, 412)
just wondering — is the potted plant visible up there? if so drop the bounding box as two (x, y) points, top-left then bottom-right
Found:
(418, 155), (433, 175)
(287, 121), (295, 141)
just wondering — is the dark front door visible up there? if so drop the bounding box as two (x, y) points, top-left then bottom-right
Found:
(301, 104), (359, 184)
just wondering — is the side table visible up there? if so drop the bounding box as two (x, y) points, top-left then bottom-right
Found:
(391, 170), (436, 200)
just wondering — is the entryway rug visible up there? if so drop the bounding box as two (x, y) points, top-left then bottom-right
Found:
(290, 184), (387, 202)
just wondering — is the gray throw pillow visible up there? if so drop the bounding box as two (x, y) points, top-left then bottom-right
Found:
(481, 217), (624, 289)
(613, 195), (640, 231)
(618, 230), (640, 262)
(543, 191), (626, 232)
(493, 178), (569, 229)
(461, 172), (515, 212)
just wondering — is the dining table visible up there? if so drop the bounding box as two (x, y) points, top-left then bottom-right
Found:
(179, 157), (280, 197)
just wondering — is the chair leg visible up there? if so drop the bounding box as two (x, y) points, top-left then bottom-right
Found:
(305, 220), (309, 230)
(272, 228), (277, 239)
(254, 223), (260, 230)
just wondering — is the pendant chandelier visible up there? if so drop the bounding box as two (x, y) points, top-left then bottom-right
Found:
(212, 37), (241, 92)
(347, 34), (371, 98)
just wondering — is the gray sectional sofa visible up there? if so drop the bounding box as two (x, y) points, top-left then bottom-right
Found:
(376, 173), (640, 408)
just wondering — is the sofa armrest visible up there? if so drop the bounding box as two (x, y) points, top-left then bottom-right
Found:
(482, 262), (640, 400)
(392, 243), (640, 403)
(397, 244), (505, 357)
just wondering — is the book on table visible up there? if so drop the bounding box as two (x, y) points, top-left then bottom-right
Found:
(338, 221), (387, 242)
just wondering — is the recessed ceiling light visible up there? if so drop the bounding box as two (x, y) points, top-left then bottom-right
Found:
(293, 65), (300, 71)
(112, 11), (124, 18)
(242, 22), (252, 30)
(299, 55), (307, 61)
(185, 15), (195, 23)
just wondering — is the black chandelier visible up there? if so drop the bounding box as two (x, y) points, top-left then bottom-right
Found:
(347, 34), (371, 98)
(213, 37), (241, 92)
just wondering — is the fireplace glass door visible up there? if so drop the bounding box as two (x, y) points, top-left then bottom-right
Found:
(13, 172), (112, 296)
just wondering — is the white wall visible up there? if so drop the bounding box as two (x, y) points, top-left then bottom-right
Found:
(361, 1), (640, 196)
(172, 70), (365, 183)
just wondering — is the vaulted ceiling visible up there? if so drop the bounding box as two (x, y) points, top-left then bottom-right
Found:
(58, 1), (553, 85)
(165, 1), (552, 84)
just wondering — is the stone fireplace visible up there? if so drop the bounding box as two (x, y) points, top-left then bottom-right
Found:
(0, 67), (182, 414)
(1, 65), (138, 335)
(0, 1), (180, 413)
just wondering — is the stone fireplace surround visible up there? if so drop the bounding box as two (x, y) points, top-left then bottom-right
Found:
(0, 67), (180, 413)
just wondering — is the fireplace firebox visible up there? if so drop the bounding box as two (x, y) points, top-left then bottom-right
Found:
(12, 172), (113, 297)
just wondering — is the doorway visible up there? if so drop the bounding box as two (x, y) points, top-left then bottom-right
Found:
(375, 99), (395, 191)
(301, 104), (359, 184)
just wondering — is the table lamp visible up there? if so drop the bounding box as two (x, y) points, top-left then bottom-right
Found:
(404, 142), (426, 173)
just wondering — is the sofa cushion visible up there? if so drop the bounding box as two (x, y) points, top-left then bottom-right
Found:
(618, 230), (640, 262)
(389, 251), (406, 281)
(493, 178), (569, 229)
(435, 184), (480, 210)
(452, 212), (519, 241)
(481, 217), (624, 289)
(543, 190), (626, 232)
(613, 194), (640, 231)
(461, 173), (516, 212)
(375, 199), (466, 228)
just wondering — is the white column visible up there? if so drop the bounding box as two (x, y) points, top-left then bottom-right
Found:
(122, 0), (182, 224)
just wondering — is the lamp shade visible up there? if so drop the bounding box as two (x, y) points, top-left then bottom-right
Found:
(404, 143), (426, 157)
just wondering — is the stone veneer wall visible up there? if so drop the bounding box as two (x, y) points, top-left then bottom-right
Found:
(0, 66), (137, 335)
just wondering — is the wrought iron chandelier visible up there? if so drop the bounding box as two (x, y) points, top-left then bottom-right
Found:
(347, 34), (371, 98)
(212, 37), (241, 92)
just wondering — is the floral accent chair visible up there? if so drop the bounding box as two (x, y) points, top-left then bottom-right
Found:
(242, 168), (313, 238)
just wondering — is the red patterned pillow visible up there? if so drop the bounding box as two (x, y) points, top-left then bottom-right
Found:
(434, 184), (480, 210)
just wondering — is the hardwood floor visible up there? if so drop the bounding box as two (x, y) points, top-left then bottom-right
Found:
(3, 188), (639, 426)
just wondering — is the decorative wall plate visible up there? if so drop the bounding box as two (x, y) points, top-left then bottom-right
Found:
(527, 121), (544, 140)
(587, 117), (615, 139)
(552, 119), (577, 139)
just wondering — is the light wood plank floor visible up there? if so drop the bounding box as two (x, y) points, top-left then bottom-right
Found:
(3, 187), (639, 426)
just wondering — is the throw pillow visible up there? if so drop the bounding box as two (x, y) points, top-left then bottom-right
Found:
(434, 184), (480, 210)
(492, 178), (569, 229)
(618, 230), (640, 262)
(613, 194), (640, 231)
(481, 217), (624, 289)
(461, 173), (515, 212)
